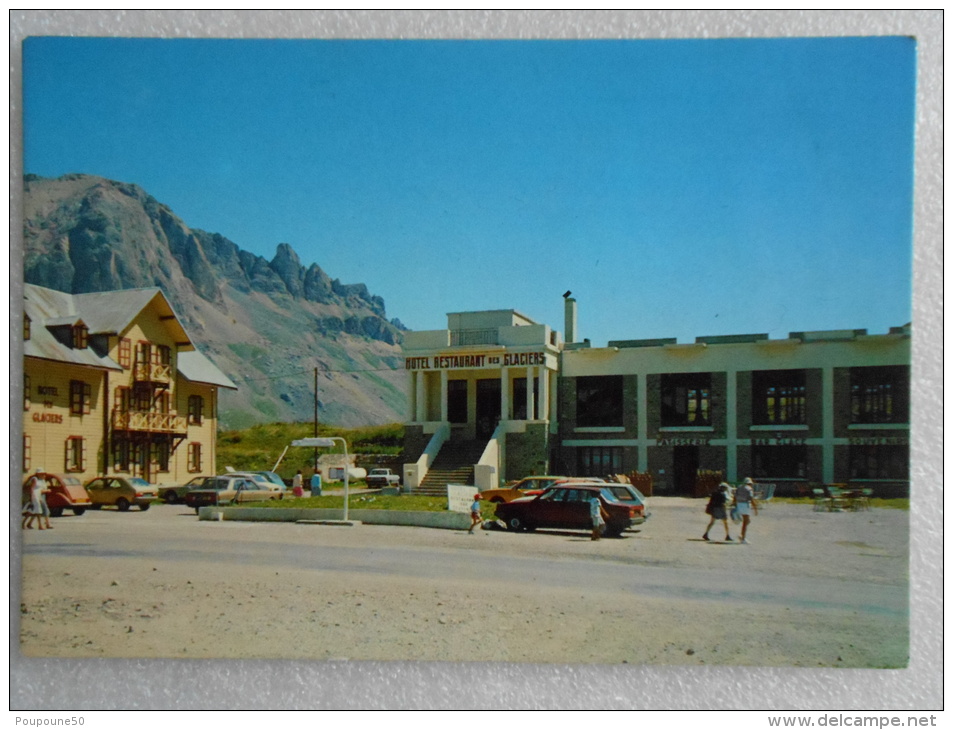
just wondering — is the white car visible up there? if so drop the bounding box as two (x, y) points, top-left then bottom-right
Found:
(224, 471), (284, 492)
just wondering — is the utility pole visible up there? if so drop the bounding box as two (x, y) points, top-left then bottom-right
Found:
(314, 368), (318, 474)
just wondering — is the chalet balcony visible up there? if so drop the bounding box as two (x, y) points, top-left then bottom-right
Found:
(133, 362), (172, 385)
(112, 409), (186, 434)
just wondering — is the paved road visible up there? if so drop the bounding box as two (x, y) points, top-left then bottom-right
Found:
(25, 506), (905, 617)
(18, 498), (908, 668)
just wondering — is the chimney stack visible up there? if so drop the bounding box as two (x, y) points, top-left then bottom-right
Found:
(564, 293), (577, 344)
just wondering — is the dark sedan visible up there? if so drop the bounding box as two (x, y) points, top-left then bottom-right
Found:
(494, 483), (640, 538)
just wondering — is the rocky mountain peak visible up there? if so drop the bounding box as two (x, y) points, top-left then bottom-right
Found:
(22, 173), (408, 428)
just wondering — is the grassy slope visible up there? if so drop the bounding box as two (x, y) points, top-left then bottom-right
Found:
(216, 421), (404, 480)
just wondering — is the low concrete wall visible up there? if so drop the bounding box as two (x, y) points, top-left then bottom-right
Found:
(198, 506), (470, 530)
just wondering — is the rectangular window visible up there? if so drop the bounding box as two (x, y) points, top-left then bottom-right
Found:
(849, 445), (909, 480)
(69, 380), (91, 415)
(156, 345), (172, 365)
(73, 325), (88, 349)
(188, 395), (205, 425)
(24, 315), (31, 341)
(752, 445), (807, 479)
(133, 384), (151, 412)
(112, 438), (130, 472)
(188, 443), (202, 472)
(576, 446), (622, 477)
(752, 369), (806, 425)
(65, 436), (85, 472)
(114, 387), (131, 411)
(575, 375), (623, 427)
(850, 366), (910, 424)
(661, 373), (712, 427)
(23, 434), (31, 473)
(118, 338), (131, 369)
(446, 381), (467, 424)
(24, 374), (30, 411)
(154, 439), (171, 472)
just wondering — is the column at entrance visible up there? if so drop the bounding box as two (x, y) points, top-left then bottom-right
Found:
(537, 365), (549, 421)
(415, 371), (426, 422)
(500, 368), (511, 421)
(525, 369), (534, 420)
(440, 370), (449, 423)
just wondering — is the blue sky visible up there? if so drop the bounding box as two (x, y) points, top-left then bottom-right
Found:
(22, 37), (916, 347)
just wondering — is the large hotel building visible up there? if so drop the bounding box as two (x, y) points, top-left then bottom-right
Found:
(401, 298), (910, 497)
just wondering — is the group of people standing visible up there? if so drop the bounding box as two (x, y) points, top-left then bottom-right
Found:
(703, 477), (758, 544)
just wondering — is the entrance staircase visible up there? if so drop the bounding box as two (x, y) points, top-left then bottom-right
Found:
(416, 440), (486, 496)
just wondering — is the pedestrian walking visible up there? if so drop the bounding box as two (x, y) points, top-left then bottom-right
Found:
(25, 468), (51, 530)
(468, 494), (483, 534)
(734, 477), (759, 544)
(702, 482), (732, 542)
(590, 494), (608, 541)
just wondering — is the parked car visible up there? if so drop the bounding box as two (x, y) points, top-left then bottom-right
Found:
(84, 476), (158, 512)
(366, 468), (401, 489)
(480, 476), (567, 503)
(598, 483), (648, 525)
(248, 471), (287, 489)
(22, 472), (93, 517)
(494, 483), (640, 538)
(224, 471), (285, 492)
(157, 476), (212, 504)
(184, 475), (284, 514)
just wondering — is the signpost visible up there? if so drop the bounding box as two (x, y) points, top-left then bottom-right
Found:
(292, 437), (350, 521)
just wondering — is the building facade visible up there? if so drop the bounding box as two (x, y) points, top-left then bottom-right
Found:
(22, 284), (236, 486)
(402, 309), (562, 491)
(402, 301), (910, 497)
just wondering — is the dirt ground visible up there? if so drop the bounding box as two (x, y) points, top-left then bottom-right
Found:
(17, 496), (908, 667)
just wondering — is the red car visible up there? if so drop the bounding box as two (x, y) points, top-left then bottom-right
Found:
(494, 483), (639, 538)
(22, 472), (93, 517)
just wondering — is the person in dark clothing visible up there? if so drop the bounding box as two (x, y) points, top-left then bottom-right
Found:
(702, 482), (732, 542)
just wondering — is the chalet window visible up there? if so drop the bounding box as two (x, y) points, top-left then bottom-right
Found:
(133, 384), (152, 412)
(156, 345), (171, 366)
(752, 369), (806, 425)
(188, 395), (205, 425)
(24, 314), (31, 341)
(112, 438), (130, 472)
(849, 445), (909, 480)
(575, 375), (623, 427)
(752, 444), (807, 479)
(114, 387), (131, 411)
(118, 338), (131, 369)
(23, 434), (31, 473)
(153, 439), (171, 473)
(576, 446), (622, 477)
(72, 324), (88, 349)
(65, 436), (86, 472)
(850, 366), (910, 424)
(661, 373), (711, 427)
(24, 374), (30, 411)
(69, 380), (91, 415)
(188, 443), (202, 472)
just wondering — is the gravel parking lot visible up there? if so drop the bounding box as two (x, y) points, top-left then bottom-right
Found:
(17, 496), (908, 667)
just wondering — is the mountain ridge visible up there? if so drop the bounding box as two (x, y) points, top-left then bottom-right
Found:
(22, 173), (409, 429)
